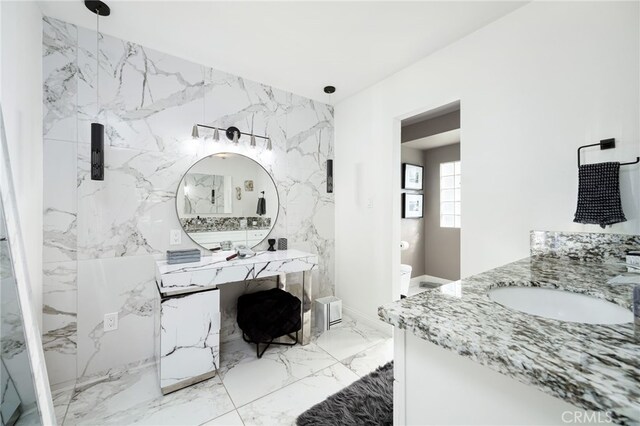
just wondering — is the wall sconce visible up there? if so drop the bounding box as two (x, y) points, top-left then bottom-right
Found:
(191, 124), (271, 150)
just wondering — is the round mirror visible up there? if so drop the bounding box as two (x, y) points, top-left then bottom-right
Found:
(176, 152), (279, 250)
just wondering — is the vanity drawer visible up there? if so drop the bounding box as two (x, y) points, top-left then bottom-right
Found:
(254, 256), (318, 279)
(160, 264), (255, 292)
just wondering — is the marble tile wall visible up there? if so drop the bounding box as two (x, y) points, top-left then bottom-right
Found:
(42, 16), (334, 387)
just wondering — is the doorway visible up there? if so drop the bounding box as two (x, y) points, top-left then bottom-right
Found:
(399, 102), (461, 297)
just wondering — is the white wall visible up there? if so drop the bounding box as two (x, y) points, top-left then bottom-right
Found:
(1, 1), (44, 327)
(335, 2), (640, 321)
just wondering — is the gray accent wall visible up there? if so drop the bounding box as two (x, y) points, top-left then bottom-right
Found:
(424, 143), (460, 280)
(400, 146), (425, 277)
(401, 110), (460, 143)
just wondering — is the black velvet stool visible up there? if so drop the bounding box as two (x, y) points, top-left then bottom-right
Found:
(237, 288), (301, 358)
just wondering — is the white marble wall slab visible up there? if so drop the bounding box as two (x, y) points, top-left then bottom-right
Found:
(42, 15), (334, 387)
(43, 139), (77, 263)
(76, 255), (156, 379)
(42, 18), (78, 142)
(42, 261), (77, 386)
(160, 290), (220, 392)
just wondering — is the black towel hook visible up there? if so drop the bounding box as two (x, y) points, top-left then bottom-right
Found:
(577, 138), (640, 168)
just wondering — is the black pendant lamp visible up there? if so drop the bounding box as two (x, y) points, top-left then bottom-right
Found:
(86, 1), (110, 181)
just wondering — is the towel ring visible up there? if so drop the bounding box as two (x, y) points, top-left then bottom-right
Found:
(577, 138), (640, 168)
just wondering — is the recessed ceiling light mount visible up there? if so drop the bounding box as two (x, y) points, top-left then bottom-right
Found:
(323, 86), (336, 94)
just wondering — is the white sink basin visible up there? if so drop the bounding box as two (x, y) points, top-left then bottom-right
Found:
(487, 286), (632, 324)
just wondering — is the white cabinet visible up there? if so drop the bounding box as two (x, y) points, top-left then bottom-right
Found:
(159, 289), (220, 394)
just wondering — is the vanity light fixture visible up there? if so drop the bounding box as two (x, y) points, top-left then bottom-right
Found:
(86, 0), (110, 181)
(191, 124), (270, 148)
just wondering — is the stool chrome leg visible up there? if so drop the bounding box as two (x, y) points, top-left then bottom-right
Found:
(277, 273), (287, 291)
(301, 270), (312, 345)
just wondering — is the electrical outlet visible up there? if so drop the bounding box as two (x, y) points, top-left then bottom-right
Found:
(170, 229), (181, 245)
(103, 312), (118, 332)
(366, 197), (374, 209)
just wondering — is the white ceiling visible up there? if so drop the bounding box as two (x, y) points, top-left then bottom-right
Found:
(403, 128), (460, 151)
(37, 1), (526, 104)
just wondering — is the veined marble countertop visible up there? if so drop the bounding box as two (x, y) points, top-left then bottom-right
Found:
(379, 256), (639, 424)
(155, 249), (318, 296)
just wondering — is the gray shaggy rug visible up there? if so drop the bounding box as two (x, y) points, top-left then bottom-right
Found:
(296, 362), (393, 426)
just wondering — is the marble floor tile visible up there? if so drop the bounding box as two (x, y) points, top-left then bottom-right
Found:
(236, 363), (359, 426)
(340, 338), (393, 377)
(64, 365), (234, 425)
(201, 410), (244, 426)
(52, 388), (74, 425)
(219, 338), (336, 407)
(314, 315), (390, 361)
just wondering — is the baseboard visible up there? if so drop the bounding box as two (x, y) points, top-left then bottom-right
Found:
(342, 305), (392, 337)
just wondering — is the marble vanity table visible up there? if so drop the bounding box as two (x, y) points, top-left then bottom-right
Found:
(380, 231), (640, 425)
(154, 249), (318, 394)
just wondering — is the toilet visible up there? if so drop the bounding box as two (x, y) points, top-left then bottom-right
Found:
(400, 264), (412, 297)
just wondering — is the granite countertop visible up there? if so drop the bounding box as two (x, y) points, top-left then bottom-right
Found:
(379, 256), (640, 424)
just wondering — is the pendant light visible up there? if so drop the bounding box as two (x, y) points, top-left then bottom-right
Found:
(86, 1), (110, 181)
(324, 85), (335, 193)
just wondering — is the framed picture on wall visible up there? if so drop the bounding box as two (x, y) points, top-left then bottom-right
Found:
(402, 193), (423, 219)
(402, 163), (423, 190)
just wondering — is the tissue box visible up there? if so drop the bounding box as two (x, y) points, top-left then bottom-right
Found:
(166, 249), (201, 265)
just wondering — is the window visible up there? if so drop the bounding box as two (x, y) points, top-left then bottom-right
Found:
(440, 161), (461, 228)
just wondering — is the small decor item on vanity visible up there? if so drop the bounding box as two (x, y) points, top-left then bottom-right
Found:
(278, 238), (288, 250)
(166, 249), (201, 265)
(268, 239), (276, 251)
(220, 240), (233, 251)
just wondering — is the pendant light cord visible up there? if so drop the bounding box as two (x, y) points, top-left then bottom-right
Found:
(96, 9), (100, 120)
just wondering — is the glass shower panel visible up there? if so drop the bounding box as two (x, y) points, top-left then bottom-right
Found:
(0, 200), (41, 425)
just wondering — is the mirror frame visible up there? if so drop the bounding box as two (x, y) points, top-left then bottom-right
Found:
(175, 152), (280, 250)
